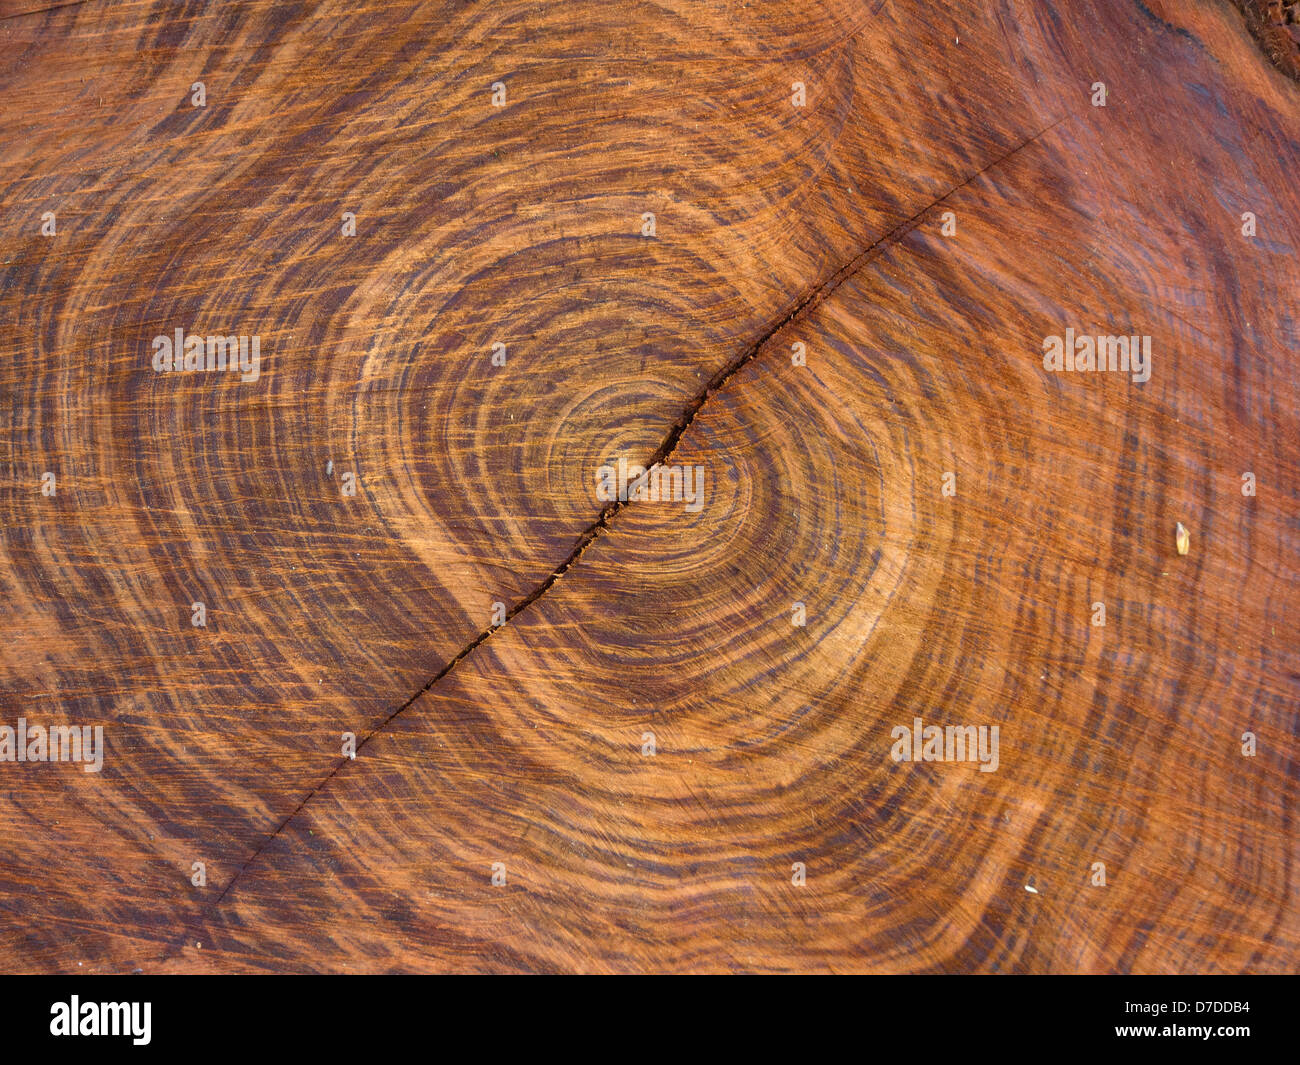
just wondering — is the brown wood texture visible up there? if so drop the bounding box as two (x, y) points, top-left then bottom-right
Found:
(1, 0), (1297, 974)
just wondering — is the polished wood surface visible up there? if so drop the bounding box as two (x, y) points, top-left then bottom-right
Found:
(1, 0), (1297, 973)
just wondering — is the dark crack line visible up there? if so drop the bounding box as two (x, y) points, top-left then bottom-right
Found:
(0, 0), (91, 24)
(643, 114), (1069, 478)
(208, 112), (1067, 913)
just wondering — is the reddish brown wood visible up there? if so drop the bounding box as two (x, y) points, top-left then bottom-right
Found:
(1, 0), (1297, 973)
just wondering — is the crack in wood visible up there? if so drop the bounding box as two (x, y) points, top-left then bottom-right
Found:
(202, 114), (1066, 922)
(0, 1), (92, 24)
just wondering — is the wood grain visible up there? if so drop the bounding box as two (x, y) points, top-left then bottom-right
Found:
(1, 0), (1297, 973)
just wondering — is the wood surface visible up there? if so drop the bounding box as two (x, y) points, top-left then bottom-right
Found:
(1, 0), (1297, 974)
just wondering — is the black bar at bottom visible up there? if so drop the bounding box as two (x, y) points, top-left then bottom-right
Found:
(1, 973), (1293, 1054)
